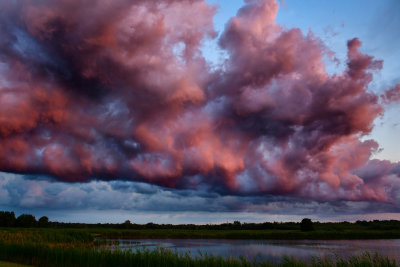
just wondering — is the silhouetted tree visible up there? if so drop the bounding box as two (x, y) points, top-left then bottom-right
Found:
(38, 216), (49, 227)
(300, 218), (314, 231)
(0, 211), (16, 227)
(233, 221), (241, 229)
(146, 222), (156, 229)
(122, 220), (131, 229)
(16, 214), (37, 227)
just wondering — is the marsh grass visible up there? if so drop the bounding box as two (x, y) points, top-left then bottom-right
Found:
(0, 228), (93, 244)
(0, 261), (32, 267)
(0, 228), (397, 267)
(90, 229), (400, 240)
(3, 227), (400, 241)
(0, 241), (397, 267)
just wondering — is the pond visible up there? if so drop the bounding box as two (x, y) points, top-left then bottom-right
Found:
(101, 238), (400, 263)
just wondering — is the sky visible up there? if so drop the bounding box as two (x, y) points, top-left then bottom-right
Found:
(0, 0), (399, 224)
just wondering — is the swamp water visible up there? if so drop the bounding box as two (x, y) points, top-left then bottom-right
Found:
(100, 238), (400, 263)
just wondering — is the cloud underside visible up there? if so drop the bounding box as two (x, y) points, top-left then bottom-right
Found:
(0, 0), (399, 210)
(1, 173), (399, 221)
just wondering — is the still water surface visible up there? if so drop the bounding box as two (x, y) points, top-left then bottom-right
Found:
(104, 238), (400, 263)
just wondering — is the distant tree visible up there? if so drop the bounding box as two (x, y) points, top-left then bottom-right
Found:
(146, 222), (156, 229)
(16, 214), (37, 227)
(38, 216), (49, 227)
(0, 211), (16, 227)
(300, 218), (314, 231)
(233, 220), (241, 229)
(122, 220), (131, 229)
(356, 220), (368, 226)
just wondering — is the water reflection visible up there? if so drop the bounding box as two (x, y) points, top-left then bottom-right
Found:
(102, 238), (400, 263)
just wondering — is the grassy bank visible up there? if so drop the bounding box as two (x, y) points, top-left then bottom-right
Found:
(3, 227), (400, 241)
(0, 241), (397, 267)
(0, 261), (32, 267)
(0, 228), (398, 266)
(2, 227), (400, 241)
(92, 228), (400, 240)
(0, 228), (94, 244)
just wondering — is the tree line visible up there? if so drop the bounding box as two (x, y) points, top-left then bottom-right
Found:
(0, 211), (49, 227)
(1, 211), (400, 231)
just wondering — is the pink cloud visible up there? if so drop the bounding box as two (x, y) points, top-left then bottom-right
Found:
(0, 0), (399, 205)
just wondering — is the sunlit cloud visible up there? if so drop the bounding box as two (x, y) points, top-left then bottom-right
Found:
(0, 0), (399, 220)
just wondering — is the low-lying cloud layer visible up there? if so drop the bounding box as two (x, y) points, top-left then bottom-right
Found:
(1, 172), (399, 223)
(0, 0), (399, 207)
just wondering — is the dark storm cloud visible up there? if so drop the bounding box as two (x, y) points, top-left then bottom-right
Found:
(0, 0), (399, 207)
(1, 173), (399, 217)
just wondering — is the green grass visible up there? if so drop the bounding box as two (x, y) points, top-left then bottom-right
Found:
(0, 228), (94, 244)
(0, 228), (398, 267)
(2, 227), (400, 241)
(0, 241), (396, 267)
(0, 261), (32, 267)
(91, 228), (400, 240)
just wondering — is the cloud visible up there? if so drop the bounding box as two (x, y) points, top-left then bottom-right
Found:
(1, 172), (399, 222)
(0, 0), (399, 208)
(381, 84), (400, 104)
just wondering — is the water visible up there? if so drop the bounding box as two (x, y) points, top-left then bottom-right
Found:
(101, 238), (400, 263)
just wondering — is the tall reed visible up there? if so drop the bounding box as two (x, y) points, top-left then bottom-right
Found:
(0, 241), (397, 267)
